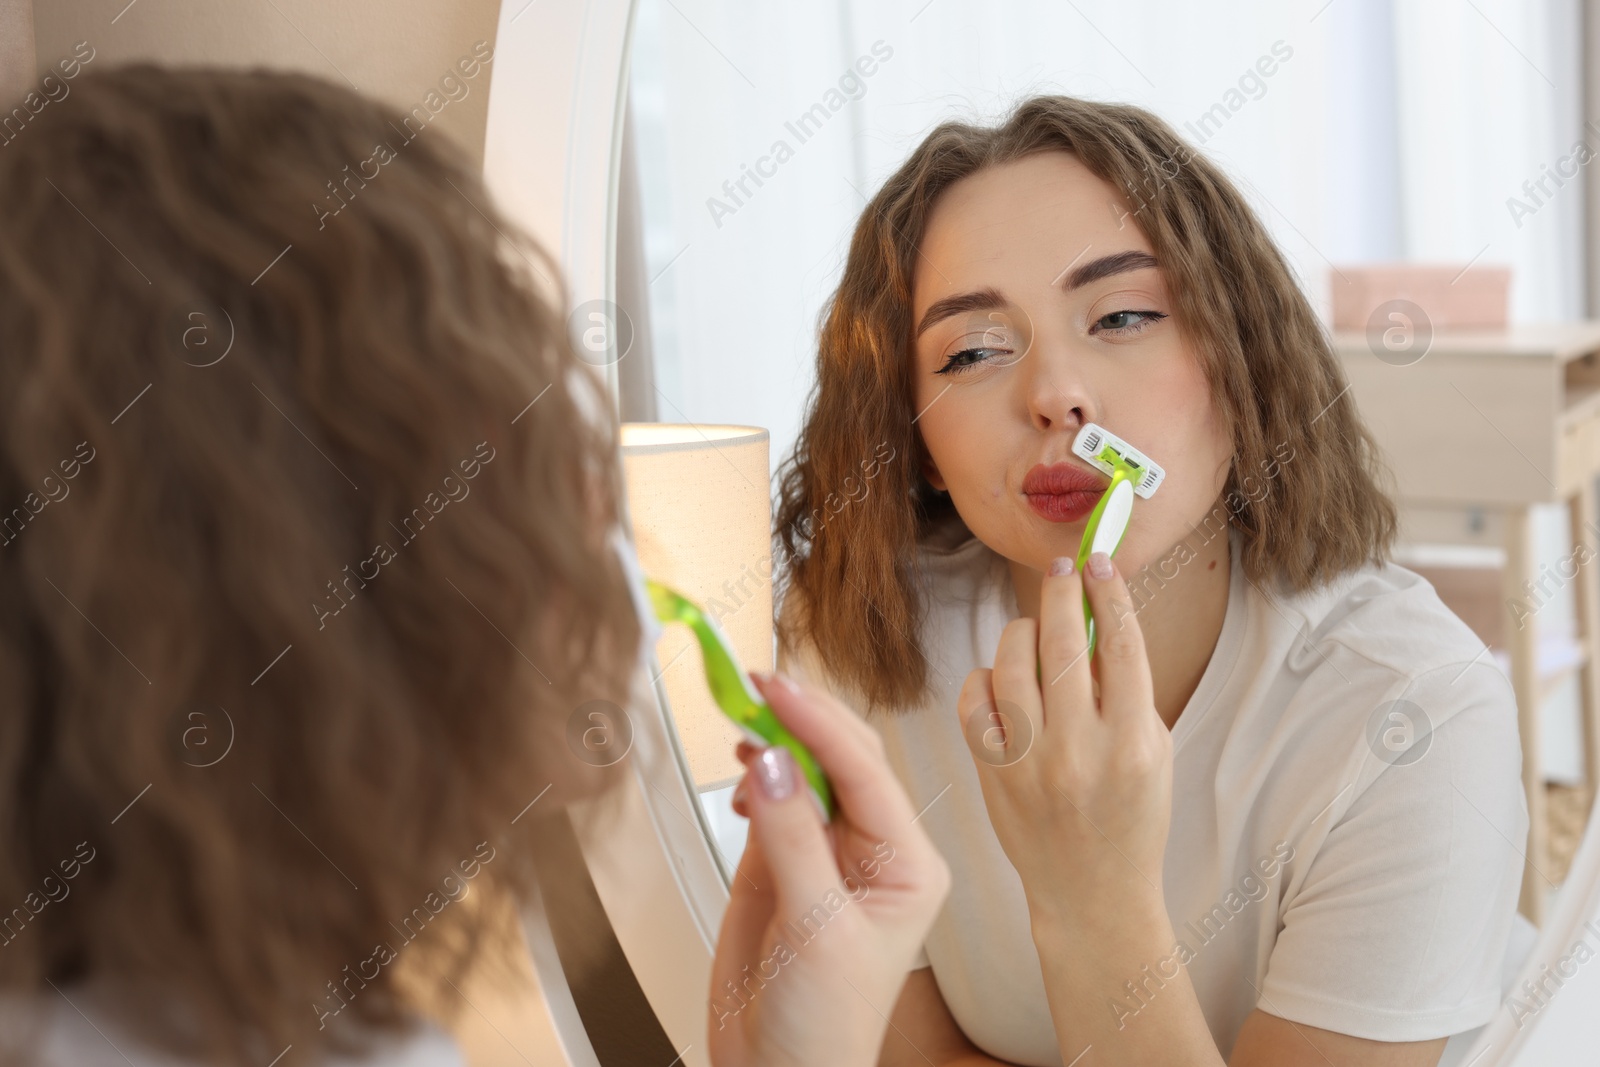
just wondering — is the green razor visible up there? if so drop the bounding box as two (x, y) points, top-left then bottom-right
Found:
(644, 577), (836, 822)
(1068, 422), (1165, 662)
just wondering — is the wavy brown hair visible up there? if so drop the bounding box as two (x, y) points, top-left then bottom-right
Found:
(774, 94), (1398, 715)
(0, 65), (640, 1064)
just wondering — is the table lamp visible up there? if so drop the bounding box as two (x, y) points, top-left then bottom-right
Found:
(619, 423), (771, 791)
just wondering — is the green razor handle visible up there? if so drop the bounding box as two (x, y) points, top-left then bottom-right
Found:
(1043, 451), (1145, 684)
(644, 577), (837, 822)
(1075, 459), (1139, 662)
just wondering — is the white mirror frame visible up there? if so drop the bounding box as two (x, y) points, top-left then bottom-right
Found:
(481, 2), (728, 1064)
(1454, 785), (1600, 1065)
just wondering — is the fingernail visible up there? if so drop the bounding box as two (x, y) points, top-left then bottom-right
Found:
(769, 671), (802, 698)
(1088, 551), (1114, 580)
(1048, 556), (1074, 577)
(755, 746), (798, 801)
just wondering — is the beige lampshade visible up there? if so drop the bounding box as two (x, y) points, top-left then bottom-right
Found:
(620, 423), (772, 791)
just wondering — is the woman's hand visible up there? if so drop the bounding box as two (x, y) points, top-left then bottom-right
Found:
(959, 552), (1172, 921)
(708, 672), (951, 1067)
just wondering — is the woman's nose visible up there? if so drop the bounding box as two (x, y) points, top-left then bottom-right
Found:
(1022, 350), (1092, 433)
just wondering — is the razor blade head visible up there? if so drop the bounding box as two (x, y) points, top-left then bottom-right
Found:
(1071, 422), (1165, 499)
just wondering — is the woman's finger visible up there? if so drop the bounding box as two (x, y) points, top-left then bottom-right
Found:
(990, 616), (1046, 738)
(956, 668), (1012, 768)
(958, 666), (1044, 771)
(1082, 552), (1156, 729)
(1037, 555), (1095, 730)
(760, 668), (883, 756)
(710, 813), (776, 995)
(740, 742), (840, 907)
(750, 672), (918, 849)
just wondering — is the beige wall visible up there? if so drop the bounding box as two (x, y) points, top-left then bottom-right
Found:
(33, 0), (500, 163)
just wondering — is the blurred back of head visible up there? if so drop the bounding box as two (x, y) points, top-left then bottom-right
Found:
(0, 63), (640, 1066)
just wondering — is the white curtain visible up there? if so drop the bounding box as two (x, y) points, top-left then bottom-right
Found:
(630, 0), (1584, 474)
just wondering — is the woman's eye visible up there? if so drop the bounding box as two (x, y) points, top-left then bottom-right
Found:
(1094, 309), (1167, 335)
(935, 346), (1007, 375)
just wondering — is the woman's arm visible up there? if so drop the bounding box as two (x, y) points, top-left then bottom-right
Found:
(1230, 1010), (1448, 1066)
(878, 938), (1451, 1067)
(1022, 799), (1453, 1067)
(1028, 882), (1223, 1066)
(878, 967), (1010, 1067)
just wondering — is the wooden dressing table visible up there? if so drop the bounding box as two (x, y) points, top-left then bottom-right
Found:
(1333, 322), (1600, 925)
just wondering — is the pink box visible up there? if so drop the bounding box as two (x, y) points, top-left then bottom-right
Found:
(1330, 263), (1510, 331)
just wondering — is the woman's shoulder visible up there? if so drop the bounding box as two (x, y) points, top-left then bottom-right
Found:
(1238, 550), (1520, 790)
(1231, 552), (1525, 855)
(1262, 551), (1494, 686)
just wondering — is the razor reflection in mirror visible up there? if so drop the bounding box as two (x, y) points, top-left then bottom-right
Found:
(645, 577), (837, 822)
(1066, 422), (1165, 663)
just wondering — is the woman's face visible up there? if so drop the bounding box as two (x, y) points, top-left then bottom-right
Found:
(909, 150), (1232, 576)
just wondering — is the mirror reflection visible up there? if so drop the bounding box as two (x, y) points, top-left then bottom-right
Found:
(625, 1), (1600, 1064)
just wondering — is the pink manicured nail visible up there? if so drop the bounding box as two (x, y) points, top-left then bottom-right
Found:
(769, 671), (802, 698)
(1088, 552), (1114, 580)
(1048, 556), (1074, 577)
(755, 747), (798, 801)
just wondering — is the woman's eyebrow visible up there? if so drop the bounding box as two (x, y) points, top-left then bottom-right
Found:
(914, 287), (1006, 339)
(913, 251), (1161, 340)
(1060, 249), (1160, 292)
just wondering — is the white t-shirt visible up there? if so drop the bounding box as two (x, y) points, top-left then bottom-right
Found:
(780, 524), (1527, 1065)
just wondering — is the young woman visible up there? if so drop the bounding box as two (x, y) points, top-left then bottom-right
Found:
(771, 96), (1527, 1066)
(0, 65), (948, 1067)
